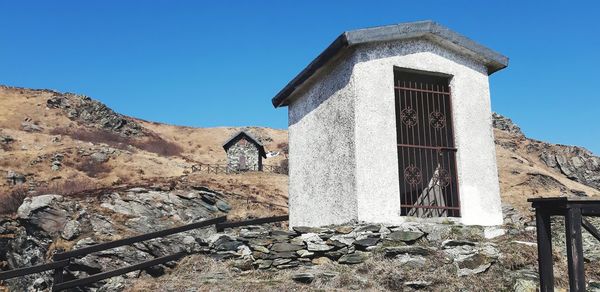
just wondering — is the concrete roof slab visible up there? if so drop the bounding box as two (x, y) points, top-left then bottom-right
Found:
(272, 20), (509, 108)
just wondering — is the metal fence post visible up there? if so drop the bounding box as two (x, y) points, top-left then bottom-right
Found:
(565, 207), (585, 292)
(52, 250), (65, 289)
(535, 209), (554, 292)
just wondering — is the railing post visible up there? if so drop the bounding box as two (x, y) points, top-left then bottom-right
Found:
(565, 207), (585, 292)
(52, 250), (65, 290)
(535, 209), (554, 292)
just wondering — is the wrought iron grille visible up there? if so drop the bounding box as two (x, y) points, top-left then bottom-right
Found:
(394, 70), (460, 217)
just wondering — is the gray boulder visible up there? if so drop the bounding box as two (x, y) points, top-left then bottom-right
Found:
(61, 219), (81, 240)
(292, 273), (315, 284)
(90, 152), (109, 163)
(338, 252), (367, 264)
(271, 243), (304, 252)
(455, 253), (493, 276)
(386, 230), (424, 242)
(384, 246), (433, 257)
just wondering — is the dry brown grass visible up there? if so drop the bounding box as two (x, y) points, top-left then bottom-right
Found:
(139, 121), (288, 166)
(50, 127), (183, 157)
(35, 177), (99, 196)
(50, 127), (131, 150)
(0, 185), (29, 214)
(72, 158), (112, 178)
(0, 143), (12, 151)
(132, 135), (183, 157)
(187, 172), (288, 220)
(497, 242), (538, 271)
(586, 260), (600, 282)
(127, 251), (534, 291)
(278, 158), (289, 175)
(46, 238), (76, 256)
(494, 129), (600, 214)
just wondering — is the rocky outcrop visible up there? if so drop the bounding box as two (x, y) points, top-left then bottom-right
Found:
(46, 92), (143, 137)
(20, 118), (43, 133)
(538, 144), (600, 191)
(0, 134), (14, 145)
(493, 112), (600, 192)
(0, 186), (229, 291)
(492, 112), (524, 137)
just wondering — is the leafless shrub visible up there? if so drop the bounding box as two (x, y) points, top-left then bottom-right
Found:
(498, 241), (538, 270)
(74, 158), (112, 178)
(0, 143), (12, 151)
(276, 142), (289, 155)
(131, 135), (183, 157)
(0, 185), (29, 214)
(50, 127), (130, 150)
(36, 178), (98, 196)
(50, 127), (182, 157)
(279, 158), (289, 175)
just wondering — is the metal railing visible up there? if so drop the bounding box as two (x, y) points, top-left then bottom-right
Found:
(192, 163), (286, 175)
(394, 72), (460, 217)
(0, 215), (290, 291)
(215, 215), (289, 232)
(529, 197), (600, 292)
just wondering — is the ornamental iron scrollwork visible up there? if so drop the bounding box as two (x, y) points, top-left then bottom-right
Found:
(403, 164), (422, 186)
(432, 168), (452, 188)
(400, 107), (418, 127)
(429, 111), (446, 129)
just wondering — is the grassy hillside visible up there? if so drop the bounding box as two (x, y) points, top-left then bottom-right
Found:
(1, 85), (599, 218)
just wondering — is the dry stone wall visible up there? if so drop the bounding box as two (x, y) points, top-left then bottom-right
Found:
(3, 184), (599, 291)
(226, 138), (260, 171)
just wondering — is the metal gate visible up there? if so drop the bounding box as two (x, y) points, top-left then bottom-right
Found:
(394, 70), (460, 217)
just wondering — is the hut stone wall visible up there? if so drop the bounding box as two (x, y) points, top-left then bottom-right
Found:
(226, 137), (261, 171)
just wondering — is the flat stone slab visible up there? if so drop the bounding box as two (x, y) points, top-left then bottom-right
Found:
(338, 252), (367, 264)
(334, 226), (354, 234)
(385, 230), (424, 242)
(292, 273), (315, 284)
(442, 240), (476, 248)
(293, 226), (328, 234)
(384, 246), (434, 257)
(456, 253), (493, 276)
(353, 237), (379, 249)
(307, 242), (334, 252)
(270, 243), (304, 252)
(355, 224), (381, 233)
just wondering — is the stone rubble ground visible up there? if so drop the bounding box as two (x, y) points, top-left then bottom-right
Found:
(0, 186), (230, 291)
(0, 185), (599, 291)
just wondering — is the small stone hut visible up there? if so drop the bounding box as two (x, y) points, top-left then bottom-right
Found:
(272, 21), (509, 227)
(223, 131), (266, 172)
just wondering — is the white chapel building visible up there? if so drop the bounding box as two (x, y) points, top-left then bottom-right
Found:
(272, 21), (508, 227)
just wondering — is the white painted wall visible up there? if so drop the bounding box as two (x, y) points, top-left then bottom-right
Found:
(287, 52), (360, 227)
(353, 39), (502, 226)
(287, 39), (503, 227)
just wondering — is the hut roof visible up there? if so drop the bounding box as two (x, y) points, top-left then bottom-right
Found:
(222, 130), (267, 158)
(271, 20), (509, 108)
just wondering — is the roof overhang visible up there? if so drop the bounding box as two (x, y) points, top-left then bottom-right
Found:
(222, 130), (267, 158)
(272, 20), (509, 108)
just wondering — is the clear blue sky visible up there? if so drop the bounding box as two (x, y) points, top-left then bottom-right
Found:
(1, 1), (599, 154)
